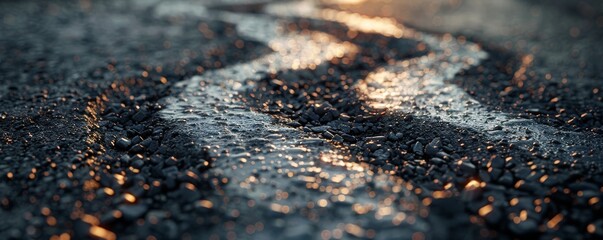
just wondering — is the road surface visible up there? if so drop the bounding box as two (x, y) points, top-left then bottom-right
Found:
(1, 0), (602, 239)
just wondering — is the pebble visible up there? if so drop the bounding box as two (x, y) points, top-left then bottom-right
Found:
(322, 131), (334, 139)
(430, 157), (445, 165)
(424, 138), (442, 156)
(131, 136), (143, 145)
(287, 121), (302, 128)
(372, 148), (390, 162)
(131, 159), (144, 168)
(460, 162), (477, 175)
(413, 141), (424, 155)
(489, 156), (505, 169)
(341, 134), (356, 142)
(115, 138), (132, 150)
(366, 136), (386, 142)
(118, 204), (149, 221)
(129, 144), (145, 154)
(311, 126), (330, 133)
(132, 109), (150, 122)
(498, 171), (514, 186)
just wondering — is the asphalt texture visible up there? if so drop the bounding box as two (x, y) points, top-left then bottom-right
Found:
(1, 0), (602, 239)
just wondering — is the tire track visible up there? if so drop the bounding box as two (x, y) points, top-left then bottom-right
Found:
(159, 3), (427, 239)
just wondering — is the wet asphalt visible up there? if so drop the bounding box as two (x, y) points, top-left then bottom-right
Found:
(1, 0), (602, 239)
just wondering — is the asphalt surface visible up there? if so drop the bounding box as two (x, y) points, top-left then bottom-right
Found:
(1, 0), (602, 239)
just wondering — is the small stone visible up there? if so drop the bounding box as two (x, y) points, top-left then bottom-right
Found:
(366, 136), (386, 142)
(413, 142), (424, 155)
(436, 151), (453, 160)
(320, 113), (333, 123)
(387, 133), (400, 141)
(140, 138), (153, 148)
(303, 109), (320, 122)
(162, 166), (178, 176)
(516, 180), (540, 192)
(424, 138), (442, 156)
(132, 109), (150, 122)
(287, 121), (302, 128)
(513, 167), (531, 179)
(119, 154), (131, 162)
(498, 171), (514, 186)
(313, 103), (332, 116)
(118, 204), (149, 221)
(489, 168), (503, 180)
(311, 126), (330, 133)
(479, 169), (492, 182)
(176, 186), (201, 202)
(365, 142), (381, 151)
(129, 144), (145, 153)
(130, 135), (143, 144)
(372, 149), (390, 162)
(430, 157), (445, 165)
(460, 162), (476, 175)
(115, 138), (131, 150)
(131, 159), (144, 168)
(525, 108), (543, 114)
(322, 131), (334, 139)
(489, 156), (505, 169)
(341, 134), (356, 143)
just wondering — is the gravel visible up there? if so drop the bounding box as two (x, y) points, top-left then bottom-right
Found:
(1, 0), (602, 239)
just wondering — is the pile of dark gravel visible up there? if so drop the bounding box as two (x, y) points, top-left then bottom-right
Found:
(453, 43), (603, 134)
(0, 1), (271, 239)
(244, 21), (603, 239)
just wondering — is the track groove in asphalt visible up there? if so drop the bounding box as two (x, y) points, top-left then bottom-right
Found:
(160, 5), (429, 238)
